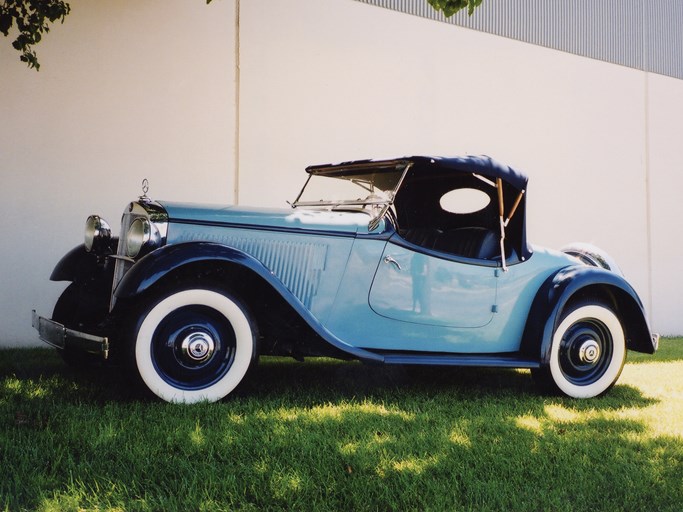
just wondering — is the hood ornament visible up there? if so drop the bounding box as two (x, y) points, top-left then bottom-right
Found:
(140, 178), (150, 200)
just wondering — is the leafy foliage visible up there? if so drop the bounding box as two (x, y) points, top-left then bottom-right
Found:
(0, 0), (70, 70)
(427, 0), (484, 17)
(1, 0), (477, 71)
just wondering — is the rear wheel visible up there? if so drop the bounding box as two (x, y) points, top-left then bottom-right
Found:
(533, 301), (626, 398)
(132, 286), (257, 403)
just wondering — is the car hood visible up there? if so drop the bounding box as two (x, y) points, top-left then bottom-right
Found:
(160, 201), (377, 235)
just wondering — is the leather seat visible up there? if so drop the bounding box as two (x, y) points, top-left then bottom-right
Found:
(401, 227), (499, 260)
(401, 228), (443, 250)
(435, 227), (499, 259)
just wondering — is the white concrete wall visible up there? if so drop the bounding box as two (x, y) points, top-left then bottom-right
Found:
(1, 0), (681, 347)
(0, 0), (237, 347)
(238, 0), (662, 324)
(647, 73), (683, 335)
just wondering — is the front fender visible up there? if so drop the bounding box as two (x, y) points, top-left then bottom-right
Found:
(50, 244), (98, 282)
(113, 242), (385, 363)
(113, 242), (264, 299)
(521, 265), (657, 364)
(50, 238), (118, 283)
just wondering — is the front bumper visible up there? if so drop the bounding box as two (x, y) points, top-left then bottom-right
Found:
(32, 310), (109, 359)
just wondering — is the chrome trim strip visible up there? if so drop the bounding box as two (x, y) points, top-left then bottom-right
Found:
(171, 218), (363, 238)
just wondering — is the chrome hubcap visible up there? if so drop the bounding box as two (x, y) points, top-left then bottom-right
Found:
(181, 332), (215, 363)
(578, 339), (600, 364)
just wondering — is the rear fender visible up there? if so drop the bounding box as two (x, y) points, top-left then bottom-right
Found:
(521, 265), (656, 364)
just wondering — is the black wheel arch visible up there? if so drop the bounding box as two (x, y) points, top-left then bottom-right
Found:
(113, 242), (383, 363)
(521, 265), (656, 364)
(49, 242), (117, 350)
(50, 239), (118, 283)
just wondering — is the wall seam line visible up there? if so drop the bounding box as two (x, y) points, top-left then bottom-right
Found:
(233, 0), (241, 205)
(643, 3), (654, 323)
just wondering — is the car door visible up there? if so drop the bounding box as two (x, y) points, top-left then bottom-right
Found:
(369, 241), (498, 328)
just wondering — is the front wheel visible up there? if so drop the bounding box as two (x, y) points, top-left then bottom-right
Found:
(132, 287), (258, 403)
(533, 301), (626, 398)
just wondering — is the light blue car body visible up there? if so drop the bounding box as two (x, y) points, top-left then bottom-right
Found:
(162, 202), (580, 355)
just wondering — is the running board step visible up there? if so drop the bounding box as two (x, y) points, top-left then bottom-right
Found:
(377, 352), (541, 369)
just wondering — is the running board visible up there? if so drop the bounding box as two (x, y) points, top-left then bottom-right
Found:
(375, 352), (541, 369)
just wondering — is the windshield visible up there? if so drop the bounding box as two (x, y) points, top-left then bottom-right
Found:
(293, 165), (408, 208)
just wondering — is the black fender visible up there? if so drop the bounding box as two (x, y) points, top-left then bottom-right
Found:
(50, 244), (97, 282)
(521, 265), (657, 364)
(113, 242), (384, 363)
(48, 241), (118, 334)
(50, 238), (118, 283)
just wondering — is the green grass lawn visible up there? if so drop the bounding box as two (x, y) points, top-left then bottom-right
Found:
(1, 339), (682, 511)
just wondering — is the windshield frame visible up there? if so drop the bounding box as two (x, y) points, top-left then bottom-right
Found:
(291, 160), (412, 209)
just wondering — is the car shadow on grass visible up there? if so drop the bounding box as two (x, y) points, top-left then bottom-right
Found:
(242, 357), (657, 411)
(0, 348), (659, 410)
(0, 348), (149, 404)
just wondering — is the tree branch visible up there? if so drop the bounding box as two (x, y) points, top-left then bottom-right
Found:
(0, 0), (70, 70)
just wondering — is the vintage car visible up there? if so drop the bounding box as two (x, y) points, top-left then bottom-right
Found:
(33, 156), (658, 402)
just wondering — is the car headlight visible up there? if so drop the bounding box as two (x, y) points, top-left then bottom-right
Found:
(84, 215), (112, 253)
(126, 217), (152, 258)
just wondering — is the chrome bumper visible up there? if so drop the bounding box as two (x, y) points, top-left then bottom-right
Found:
(32, 310), (109, 359)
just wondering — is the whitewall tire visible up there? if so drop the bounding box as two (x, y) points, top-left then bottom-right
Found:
(134, 288), (256, 403)
(545, 303), (626, 398)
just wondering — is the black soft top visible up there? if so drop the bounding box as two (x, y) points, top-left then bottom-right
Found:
(309, 155), (531, 262)
(306, 155), (528, 192)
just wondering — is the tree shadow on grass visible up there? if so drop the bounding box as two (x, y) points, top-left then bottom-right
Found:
(226, 360), (680, 511)
(2, 349), (681, 511)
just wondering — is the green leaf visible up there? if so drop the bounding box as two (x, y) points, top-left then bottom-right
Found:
(20, 49), (39, 69)
(427, 0), (484, 18)
(0, 13), (13, 36)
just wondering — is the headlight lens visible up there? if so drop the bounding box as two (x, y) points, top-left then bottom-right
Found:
(126, 217), (152, 258)
(84, 215), (111, 253)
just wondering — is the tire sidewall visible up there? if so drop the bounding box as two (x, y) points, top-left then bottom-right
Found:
(134, 288), (255, 403)
(549, 303), (625, 398)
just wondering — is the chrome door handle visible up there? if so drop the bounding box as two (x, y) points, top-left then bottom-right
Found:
(384, 255), (402, 271)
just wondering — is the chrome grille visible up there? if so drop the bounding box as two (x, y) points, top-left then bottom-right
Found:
(109, 200), (168, 310)
(109, 208), (139, 310)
